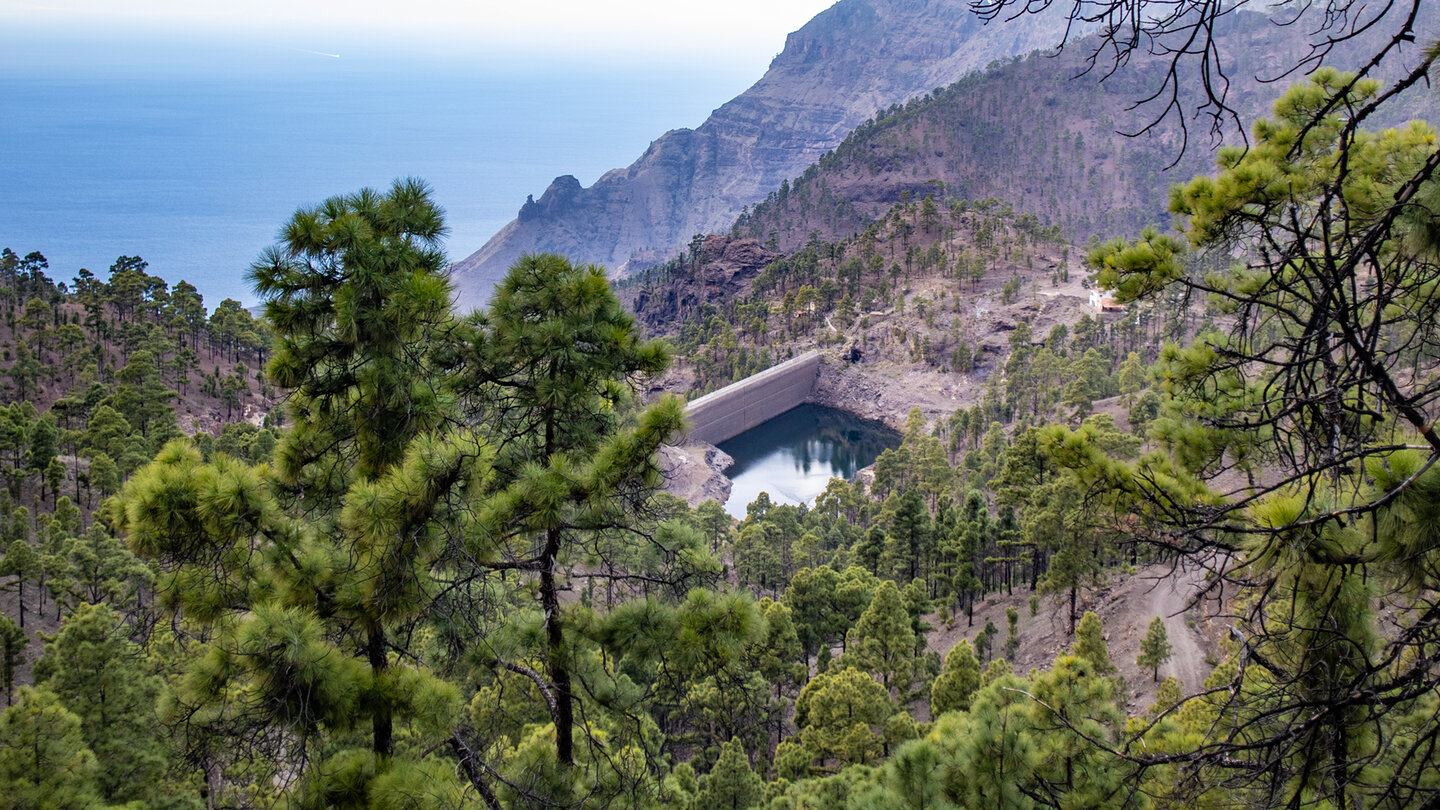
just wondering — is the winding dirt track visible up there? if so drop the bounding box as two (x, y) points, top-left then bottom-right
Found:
(925, 561), (1220, 712)
(1143, 563), (1210, 692)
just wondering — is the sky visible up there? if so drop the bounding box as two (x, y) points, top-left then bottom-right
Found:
(0, 0), (843, 303)
(1, 0), (840, 69)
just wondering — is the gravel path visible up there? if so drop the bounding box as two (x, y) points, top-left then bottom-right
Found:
(1144, 563), (1210, 692)
(925, 562), (1220, 713)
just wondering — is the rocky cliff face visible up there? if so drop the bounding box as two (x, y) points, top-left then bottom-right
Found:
(625, 234), (777, 333)
(448, 0), (1076, 310)
(729, 9), (1440, 256)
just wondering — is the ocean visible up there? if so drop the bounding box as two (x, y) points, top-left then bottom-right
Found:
(1, 54), (753, 307)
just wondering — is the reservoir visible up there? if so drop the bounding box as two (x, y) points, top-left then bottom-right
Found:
(718, 403), (901, 518)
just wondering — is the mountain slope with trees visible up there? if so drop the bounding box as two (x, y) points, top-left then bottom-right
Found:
(2, 0), (1439, 804)
(447, 0), (1079, 309)
(730, 8), (1438, 257)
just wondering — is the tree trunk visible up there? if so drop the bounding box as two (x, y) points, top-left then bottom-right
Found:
(367, 625), (393, 757)
(541, 526), (575, 766)
(1068, 586), (1078, 635)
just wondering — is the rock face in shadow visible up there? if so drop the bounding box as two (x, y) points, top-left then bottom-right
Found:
(626, 235), (777, 334)
(449, 0), (1076, 310)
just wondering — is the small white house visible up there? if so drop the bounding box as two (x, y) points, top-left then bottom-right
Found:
(1089, 287), (1125, 313)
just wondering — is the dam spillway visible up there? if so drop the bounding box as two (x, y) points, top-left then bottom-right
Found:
(683, 350), (824, 445)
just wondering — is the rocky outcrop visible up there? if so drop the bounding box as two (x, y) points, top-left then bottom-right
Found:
(626, 235), (776, 333)
(657, 441), (734, 508)
(449, 0), (1077, 310)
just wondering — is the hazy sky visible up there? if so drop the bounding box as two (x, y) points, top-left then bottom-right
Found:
(2, 0), (840, 66)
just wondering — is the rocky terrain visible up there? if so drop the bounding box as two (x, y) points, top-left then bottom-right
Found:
(627, 235), (778, 328)
(643, 221), (1097, 505)
(924, 559), (1220, 715)
(452, 6), (1436, 311)
(448, 0), (1078, 309)
(731, 9), (1440, 255)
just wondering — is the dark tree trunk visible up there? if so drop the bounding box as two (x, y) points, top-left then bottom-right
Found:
(541, 526), (575, 766)
(367, 625), (392, 757)
(1068, 586), (1078, 635)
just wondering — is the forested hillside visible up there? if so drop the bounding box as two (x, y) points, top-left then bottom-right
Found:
(1, 0), (1438, 807)
(728, 9), (1438, 255)
(2, 185), (1209, 810)
(621, 191), (1188, 435)
(0, 247), (276, 734)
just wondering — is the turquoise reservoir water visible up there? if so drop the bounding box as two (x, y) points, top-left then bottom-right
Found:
(717, 404), (900, 518)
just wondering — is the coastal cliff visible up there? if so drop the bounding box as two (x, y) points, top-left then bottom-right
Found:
(448, 0), (1075, 309)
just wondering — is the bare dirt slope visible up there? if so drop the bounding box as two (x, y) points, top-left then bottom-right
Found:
(1143, 563), (1210, 693)
(925, 561), (1215, 713)
(0, 577), (64, 695)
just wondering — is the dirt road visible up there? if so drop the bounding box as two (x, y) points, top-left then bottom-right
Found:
(926, 561), (1219, 713)
(1143, 562), (1210, 692)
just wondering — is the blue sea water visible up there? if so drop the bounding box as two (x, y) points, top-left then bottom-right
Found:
(0, 55), (752, 307)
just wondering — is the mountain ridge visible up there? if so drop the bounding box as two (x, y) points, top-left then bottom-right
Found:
(726, 9), (1440, 255)
(449, 0), (1079, 310)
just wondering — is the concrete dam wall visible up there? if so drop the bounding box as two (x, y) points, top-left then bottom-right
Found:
(684, 350), (823, 445)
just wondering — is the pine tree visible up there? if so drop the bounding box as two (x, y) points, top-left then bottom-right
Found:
(931, 638), (981, 716)
(955, 673), (1037, 810)
(0, 534), (38, 628)
(0, 687), (102, 810)
(1060, 67), (1440, 804)
(979, 619), (999, 663)
(694, 738), (764, 810)
(0, 615), (23, 706)
(1071, 611), (1116, 675)
(1117, 351), (1146, 405)
(1027, 654), (1128, 806)
(1137, 616), (1174, 682)
(784, 565), (843, 663)
(116, 180), (479, 802)
(84, 451), (120, 504)
(884, 487), (932, 583)
(32, 602), (167, 805)
(459, 252), (684, 767)
(874, 738), (951, 810)
(1148, 676), (1184, 719)
(1004, 606), (1020, 659)
(70, 523), (151, 608)
(793, 667), (892, 768)
(748, 598), (805, 695)
(845, 580), (916, 694)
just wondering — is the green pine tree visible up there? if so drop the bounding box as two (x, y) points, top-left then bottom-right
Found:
(32, 602), (168, 805)
(931, 638), (981, 716)
(0, 687), (103, 810)
(115, 180), (478, 803)
(0, 615), (23, 707)
(1137, 616), (1174, 682)
(694, 738), (764, 810)
(845, 580), (917, 694)
(0, 534), (38, 629)
(460, 251), (684, 767)
(1070, 611), (1116, 675)
(793, 666), (892, 769)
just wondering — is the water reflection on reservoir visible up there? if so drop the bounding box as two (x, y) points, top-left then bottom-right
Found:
(718, 404), (901, 518)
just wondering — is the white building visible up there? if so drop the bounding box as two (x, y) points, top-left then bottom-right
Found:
(1089, 287), (1125, 313)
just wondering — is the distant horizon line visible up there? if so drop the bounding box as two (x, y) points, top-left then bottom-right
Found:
(0, 21), (795, 73)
